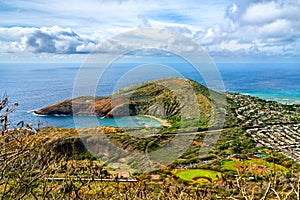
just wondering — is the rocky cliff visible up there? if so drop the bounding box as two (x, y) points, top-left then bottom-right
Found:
(34, 96), (135, 117)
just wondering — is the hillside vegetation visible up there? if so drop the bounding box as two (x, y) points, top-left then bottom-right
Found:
(35, 78), (227, 130)
(2, 78), (300, 199)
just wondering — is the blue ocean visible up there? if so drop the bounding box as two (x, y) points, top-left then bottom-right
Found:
(0, 62), (299, 128)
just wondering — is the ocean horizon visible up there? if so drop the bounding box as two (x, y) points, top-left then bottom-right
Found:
(1, 62), (299, 128)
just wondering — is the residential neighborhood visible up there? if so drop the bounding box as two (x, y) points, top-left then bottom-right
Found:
(248, 124), (300, 163)
(227, 93), (300, 127)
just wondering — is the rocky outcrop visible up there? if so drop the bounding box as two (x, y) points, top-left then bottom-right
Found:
(34, 96), (136, 118)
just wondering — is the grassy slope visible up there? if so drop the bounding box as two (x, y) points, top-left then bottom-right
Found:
(222, 159), (289, 174)
(113, 78), (217, 130)
(175, 169), (222, 183)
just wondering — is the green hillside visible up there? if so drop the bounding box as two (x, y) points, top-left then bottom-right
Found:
(35, 78), (228, 130)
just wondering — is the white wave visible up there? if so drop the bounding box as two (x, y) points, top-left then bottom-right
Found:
(54, 114), (70, 117)
(31, 112), (48, 117)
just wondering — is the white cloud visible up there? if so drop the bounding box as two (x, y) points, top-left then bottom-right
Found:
(0, 26), (98, 54)
(196, 25), (225, 45)
(220, 0), (300, 59)
(0, 0), (299, 61)
(242, 1), (282, 25)
(259, 19), (294, 42)
(220, 40), (252, 52)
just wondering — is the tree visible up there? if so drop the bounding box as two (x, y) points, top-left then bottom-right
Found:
(0, 96), (18, 136)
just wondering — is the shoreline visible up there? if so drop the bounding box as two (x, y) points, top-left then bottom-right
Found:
(30, 114), (171, 129)
(238, 92), (300, 105)
(143, 115), (171, 127)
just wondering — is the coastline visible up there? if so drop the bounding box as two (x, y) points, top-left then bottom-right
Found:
(239, 92), (300, 105)
(144, 115), (171, 127)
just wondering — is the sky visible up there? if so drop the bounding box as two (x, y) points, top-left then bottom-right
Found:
(0, 0), (300, 63)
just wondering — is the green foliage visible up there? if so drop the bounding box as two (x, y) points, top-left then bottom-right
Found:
(221, 159), (289, 174)
(73, 151), (96, 160)
(175, 169), (222, 184)
(2, 79), (300, 199)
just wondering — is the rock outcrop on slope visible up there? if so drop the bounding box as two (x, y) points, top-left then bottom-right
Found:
(34, 96), (135, 118)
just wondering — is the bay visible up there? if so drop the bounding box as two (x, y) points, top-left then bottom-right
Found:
(0, 62), (299, 128)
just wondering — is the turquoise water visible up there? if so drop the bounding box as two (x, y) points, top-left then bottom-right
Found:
(254, 154), (266, 158)
(74, 115), (162, 128)
(32, 115), (162, 128)
(0, 62), (299, 128)
(240, 91), (300, 105)
(216, 63), (300, 105)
